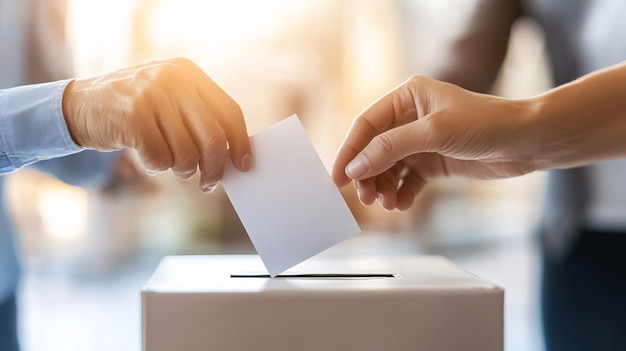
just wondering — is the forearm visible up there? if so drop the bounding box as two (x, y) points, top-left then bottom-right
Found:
(527, 61), (626, 170)
(0, 80), (83, 174)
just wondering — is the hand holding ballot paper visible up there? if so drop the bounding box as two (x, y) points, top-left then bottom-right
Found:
(221, 115), (361, 276)
(331, 65), (626, 211)
(222, 57), (626, 275)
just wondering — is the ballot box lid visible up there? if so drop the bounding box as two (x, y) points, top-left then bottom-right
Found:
(142, 255), (500, 294)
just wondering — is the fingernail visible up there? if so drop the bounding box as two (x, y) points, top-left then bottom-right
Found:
(377, 193), (384, 205)
(345, 155), (369, 179)
(240, 153), (252, 171)
(202, 183), (217, 193)
(146, 169), (160, 176)
(177, 172), (195, 181)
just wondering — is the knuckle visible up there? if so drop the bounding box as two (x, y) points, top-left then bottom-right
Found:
(352, 117), (377, 141)
(170, 56), (193, 68)
(371, 133), (395, 157)
(138, 63), (182, 86)
(216, 100), (244, 127)
(202, 133), (227, 152)
(228, 100), (243, 116)
(141, 154), (172, 172)
(173, 153), (200, 173)
(407, 74), (430, 86)
(154, 62), (182, 81)
(137, 139), (173, 172)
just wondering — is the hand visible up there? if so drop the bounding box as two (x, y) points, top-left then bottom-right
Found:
(62, 57), (252, 192)
(332, 75), (537, 211)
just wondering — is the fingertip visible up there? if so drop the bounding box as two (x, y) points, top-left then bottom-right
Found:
(332, 173), (351, 188)
(377, 192), (397, 212)
(395, 190), (412, 211)
(227, 136), (252, 172)
(175, 169), (196, 182)
(201, 182), (218, 193)
(199, 169), (222, 190)
(396, 201), (413, 212)
(331, 155), (352, 187)
(355, 179), (376, 206)
(196, 138), (227, 192)
(361, 196), (375, 207)
(238, 153), (252, 172)
(345, 154), (369, 179)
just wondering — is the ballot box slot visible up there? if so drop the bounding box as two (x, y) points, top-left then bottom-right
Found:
(230, 273), (399, 279)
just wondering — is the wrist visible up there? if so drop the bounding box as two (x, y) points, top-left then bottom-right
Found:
(524, 63), (626, 170)
(487, 96), (544, 174)
(523, 87), (591, 170)
(519, 93), (568, 170)
(61, 79), (86, 148)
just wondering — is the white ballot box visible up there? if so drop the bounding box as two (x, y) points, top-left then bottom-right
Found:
(142, 255), (503, 351)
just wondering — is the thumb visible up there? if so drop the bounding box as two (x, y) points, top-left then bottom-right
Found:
(344, 118), (440, 180)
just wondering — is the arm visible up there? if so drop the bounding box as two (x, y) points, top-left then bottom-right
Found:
(427, 0), (523, 92)
(0, 80), (82, 172)
(331, 61), (626, 211)
(23, 0), (124, 188)
(0, 57), (252, 192)
(0, 80), (122, 189)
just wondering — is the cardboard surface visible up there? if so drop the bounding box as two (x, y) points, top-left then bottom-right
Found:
(142, 255), (503, 351)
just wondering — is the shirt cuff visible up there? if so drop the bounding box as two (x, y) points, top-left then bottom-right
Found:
(0, 79), (83, 170)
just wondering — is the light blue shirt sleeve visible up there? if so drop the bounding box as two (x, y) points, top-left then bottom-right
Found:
(0, 79), (84, 173)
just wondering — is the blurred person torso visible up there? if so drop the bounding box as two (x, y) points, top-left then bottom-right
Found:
(0, 0), (28, 88)
(0, 0), (72, 88)
(0, 0), (72, 303)
(524, 0), (626, 232)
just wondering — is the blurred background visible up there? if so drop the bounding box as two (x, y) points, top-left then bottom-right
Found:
(7, 0), (552, 350)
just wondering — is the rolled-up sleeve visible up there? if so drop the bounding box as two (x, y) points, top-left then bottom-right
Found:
(0, 79), (83, 173)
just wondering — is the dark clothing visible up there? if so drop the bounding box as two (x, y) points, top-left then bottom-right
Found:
(0, 294), (19, 351)
(542, 229), (626, 351)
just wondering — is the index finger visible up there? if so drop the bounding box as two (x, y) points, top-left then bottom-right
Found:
(331, 80), (418, 187)
(173, 58), (252, 172)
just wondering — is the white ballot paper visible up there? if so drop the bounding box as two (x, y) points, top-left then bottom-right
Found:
(221, 115), (361, 276)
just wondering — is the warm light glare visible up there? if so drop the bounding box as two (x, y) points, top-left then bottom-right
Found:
(37, 182), (88, 241)
(68, 0), (136, 75)
(150, 0), (275, 41)
(145, 0), (323, 62)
